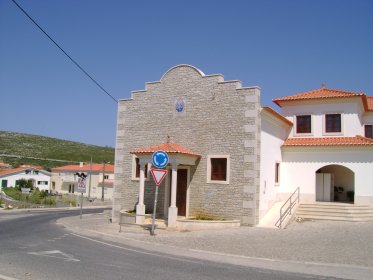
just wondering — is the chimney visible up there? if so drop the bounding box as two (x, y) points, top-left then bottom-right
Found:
(79, 162), (83, 168)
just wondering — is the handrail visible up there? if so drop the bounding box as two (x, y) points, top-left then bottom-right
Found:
(275, 187), (300, 229)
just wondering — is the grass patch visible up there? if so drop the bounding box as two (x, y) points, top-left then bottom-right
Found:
(190, 213), (225, 221)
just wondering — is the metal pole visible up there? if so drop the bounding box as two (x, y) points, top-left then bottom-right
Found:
(151, 185), (159, 236)
(80, 192), (83, 219)
(101, 162), (105, 202)
(88, 156), (92, 201)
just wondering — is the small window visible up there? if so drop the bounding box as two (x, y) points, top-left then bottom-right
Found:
(211, 158), (227, 181)
(133, 157), (148, 180)
(275, 163), (280, 184)
(104, 175), (109, 180)
(325, 114), (341, 133)
(365, 125), (373, 139)
(296, 115), (311, 134)
(1, 180), (8, 188)
(37, 181), (48, 185)
(207, 155), (230, 184)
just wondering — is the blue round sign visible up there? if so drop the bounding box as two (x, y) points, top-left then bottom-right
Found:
(152, 150), (169, 169)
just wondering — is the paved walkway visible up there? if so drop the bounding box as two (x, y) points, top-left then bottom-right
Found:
(58, 211), (373, 270)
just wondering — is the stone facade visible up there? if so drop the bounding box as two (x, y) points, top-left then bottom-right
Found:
(113, 65), (260, 226)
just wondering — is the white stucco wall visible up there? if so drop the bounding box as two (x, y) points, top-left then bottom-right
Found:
(281, 98), (365, 137)
(51, 172), (114, 200)
(0, 172), (51, 192)
(279, 147), (373, 206)
(259, 110), (291, 218)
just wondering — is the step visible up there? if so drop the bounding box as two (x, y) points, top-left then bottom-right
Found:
(297, 208), (373, 214)
(296, 203), (373, 222)
(297, 210), (373, 217)
(299, 203), (371, 209)
(297, 214), (373, 222)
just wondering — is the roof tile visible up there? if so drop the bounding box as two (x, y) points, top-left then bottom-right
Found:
(282, 136), (373, 147)
(273, 88), (365, 107)
(131, 142), (201, 157)
(51, 164), (114, 173)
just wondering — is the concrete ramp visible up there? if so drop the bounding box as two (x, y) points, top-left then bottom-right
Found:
(257, 202), (284, 229)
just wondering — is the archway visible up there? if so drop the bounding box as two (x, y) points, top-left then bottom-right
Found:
(315, 165), (355, 203)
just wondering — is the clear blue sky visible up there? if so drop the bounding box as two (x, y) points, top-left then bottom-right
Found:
(1, 0), (372, 147)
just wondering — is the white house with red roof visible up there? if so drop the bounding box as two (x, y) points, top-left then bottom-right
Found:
(0, 165), (51, 192)
(261, 87), (373, 218)
(51, 163), (115, 200)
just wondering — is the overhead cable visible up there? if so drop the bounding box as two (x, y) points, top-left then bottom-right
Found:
(10, 0), (118, 103)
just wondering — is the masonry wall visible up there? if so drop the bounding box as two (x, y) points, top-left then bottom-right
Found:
(113, 65), (260, 225)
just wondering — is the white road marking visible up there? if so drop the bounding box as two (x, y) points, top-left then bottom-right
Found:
(0, 273), (19, 280)
(70, 233), (200, 264)
(28, 250), (80, 262)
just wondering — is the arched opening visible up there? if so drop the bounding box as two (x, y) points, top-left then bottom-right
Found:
(315, 165), (355, 203)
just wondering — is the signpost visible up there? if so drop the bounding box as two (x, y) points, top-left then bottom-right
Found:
(75, 173), (87, 219)
(152, 150), (169, 169)
(150, 150), (169, 235)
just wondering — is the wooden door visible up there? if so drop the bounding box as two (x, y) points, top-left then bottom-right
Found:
(176, 169), (188, 216)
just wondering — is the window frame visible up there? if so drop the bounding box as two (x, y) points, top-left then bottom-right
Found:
(323, 112), (343, 135)
(206, 155), (230, 184)
(294, 114), (313, 136)
(275, 162), (280, 185)
(364, 124), (373, 139)
(131, 156), (150, 181)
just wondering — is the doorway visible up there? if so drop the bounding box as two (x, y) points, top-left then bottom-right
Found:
(176, 169), (188, 216)
(168, 168), (189, 217)
(315, 165), (355, 203)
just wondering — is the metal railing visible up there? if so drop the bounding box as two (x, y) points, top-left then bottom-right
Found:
(275, 187), (300, 229)
(118, 210), (147, 232)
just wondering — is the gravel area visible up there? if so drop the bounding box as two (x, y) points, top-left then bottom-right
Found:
(59, 213), (373, 268)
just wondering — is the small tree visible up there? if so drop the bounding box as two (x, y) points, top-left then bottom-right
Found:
(15, 179), (33, 190)
(28, 189), (41, 204)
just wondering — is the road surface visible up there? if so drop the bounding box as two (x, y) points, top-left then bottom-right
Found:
(0, 209), (341, 280)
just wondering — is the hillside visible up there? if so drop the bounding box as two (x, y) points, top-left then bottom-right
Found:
(0, 131), (115, 170)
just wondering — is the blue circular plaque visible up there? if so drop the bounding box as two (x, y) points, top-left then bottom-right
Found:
(152, 150), (169, 169)
(175, 99), (185, 113)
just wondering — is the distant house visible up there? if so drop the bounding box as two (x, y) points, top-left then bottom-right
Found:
(0, 165), (51, 192)
(51, 163), (115, 200)
(0, 160), (12, 170)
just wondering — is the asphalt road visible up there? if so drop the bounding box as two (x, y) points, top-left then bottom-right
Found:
(0, 209), (342, 280)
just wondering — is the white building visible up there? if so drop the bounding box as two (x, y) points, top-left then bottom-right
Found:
(260, 87), (373, 218)
(51, 163), (115, 200)
(0, 165), (51, 192)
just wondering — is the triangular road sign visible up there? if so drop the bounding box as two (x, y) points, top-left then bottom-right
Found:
(151, 168), (168, 185)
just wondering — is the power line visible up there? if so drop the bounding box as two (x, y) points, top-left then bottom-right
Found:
(10, 0), (118, 104)
(0, 154), (81, 164)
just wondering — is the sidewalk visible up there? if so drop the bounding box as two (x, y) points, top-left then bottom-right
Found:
(58, 211), (373, 279)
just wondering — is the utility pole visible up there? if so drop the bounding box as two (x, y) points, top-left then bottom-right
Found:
(101, 161), (105, 202)
(88, 156), (92, 201)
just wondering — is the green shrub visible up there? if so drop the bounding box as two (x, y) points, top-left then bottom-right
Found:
(3, 187), (22, 201)
(28, 189), (42, 204)
(42, 197), (56, 206)
(59, 197), (76, 207)
(190, 212), (225, 221)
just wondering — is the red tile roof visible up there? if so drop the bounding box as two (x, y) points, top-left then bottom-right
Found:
(0, 166), (46, 177)
(262, 106), (293, 126)
(51, 164), (114, 173)
(131, 142), (201, 157)
(367, 97), (373, 111)
(282, 136), (373, 147)
(273, 88), (371, 110)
